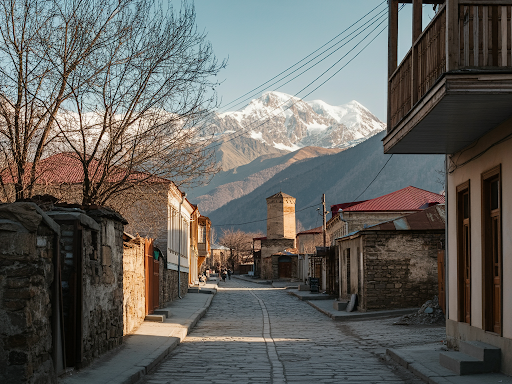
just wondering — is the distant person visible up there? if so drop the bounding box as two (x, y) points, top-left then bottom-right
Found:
(227, 269), (232, 280)
(221, 269), (227, 282)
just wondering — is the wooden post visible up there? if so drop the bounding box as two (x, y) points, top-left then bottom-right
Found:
(388, 0), (399, 78)
(412, 0), (422, 105)
(446, 0), (460, 71)
(413, 0), (423, 43)
(387, 0), (399, 130)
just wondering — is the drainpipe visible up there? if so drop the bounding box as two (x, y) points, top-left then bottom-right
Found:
(178, 192), (186, 299)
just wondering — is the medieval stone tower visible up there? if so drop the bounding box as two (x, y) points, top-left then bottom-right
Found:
(266, 192), (296, 239)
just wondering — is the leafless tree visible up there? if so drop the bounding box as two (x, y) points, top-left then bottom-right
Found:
(219, 228), (264, 270)
(0, 0), (224, 204)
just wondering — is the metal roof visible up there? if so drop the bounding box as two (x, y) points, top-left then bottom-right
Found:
(342, 186), (444, 212)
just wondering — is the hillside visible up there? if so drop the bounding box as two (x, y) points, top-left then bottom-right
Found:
(207, 131), (445, 233)
(190, 146), (343, 214)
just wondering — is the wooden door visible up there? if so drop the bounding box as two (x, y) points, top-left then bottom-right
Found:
(482, 167), (501, 334)
(278, 256), (292, 278)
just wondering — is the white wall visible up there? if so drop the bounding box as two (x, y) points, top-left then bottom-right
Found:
(447, 117), (512, 340)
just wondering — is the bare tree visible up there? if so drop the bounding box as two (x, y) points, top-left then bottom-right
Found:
(0, 0), (224, 204)
(219, 229), (263, 270)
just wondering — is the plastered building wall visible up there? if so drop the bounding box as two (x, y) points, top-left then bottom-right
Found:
(446, 117), (512, 375)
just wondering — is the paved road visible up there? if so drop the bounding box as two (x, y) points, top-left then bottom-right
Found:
(139, 279), (445, 384)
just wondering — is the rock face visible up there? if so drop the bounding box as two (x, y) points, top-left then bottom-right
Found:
(210, 91), (385, 151)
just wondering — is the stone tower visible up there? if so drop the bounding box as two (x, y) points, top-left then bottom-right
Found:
(266, 192), (296, 239)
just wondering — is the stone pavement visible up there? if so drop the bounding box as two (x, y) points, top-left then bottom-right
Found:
(58, 282), (218, 384)
(139, 278), (442, 384)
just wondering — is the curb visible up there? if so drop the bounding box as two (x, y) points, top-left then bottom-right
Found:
(124, 291), (216, 384)
(305, 300), (418, 321)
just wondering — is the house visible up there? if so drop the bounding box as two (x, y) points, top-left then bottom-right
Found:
(2, 152), (212, 302)
(296, 226), (323, 284)
(335, 204), (445, 311)
(326, 186), (445, 245)
(385, 0), (512, 375)
(259, 192), (297, 280)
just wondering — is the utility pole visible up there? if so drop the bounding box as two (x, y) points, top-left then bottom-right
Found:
(322, 194), (327, 248)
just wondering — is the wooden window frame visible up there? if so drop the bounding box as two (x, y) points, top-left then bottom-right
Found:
(456, 180), (471, 324)
(481, 164), (502, 335)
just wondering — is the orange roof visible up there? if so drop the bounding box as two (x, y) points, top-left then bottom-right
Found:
(3, 152), (171, 185)
(343, 186), (444, 212)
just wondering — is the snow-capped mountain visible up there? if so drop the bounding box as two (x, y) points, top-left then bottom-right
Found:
(210, 91), (385, 151)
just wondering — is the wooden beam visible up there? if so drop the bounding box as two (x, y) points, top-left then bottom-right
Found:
(389, 0), (399, 78)
(413, 0), (423, 43)
(446, 0), (460, 70)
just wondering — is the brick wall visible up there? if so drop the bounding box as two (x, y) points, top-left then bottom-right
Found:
(361, 231), (443, 311)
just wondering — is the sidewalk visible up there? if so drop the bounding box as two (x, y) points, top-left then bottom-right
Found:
(288, 289), (418, 321)
(387, 344), (512, 384)
(59, 282), (217, 384)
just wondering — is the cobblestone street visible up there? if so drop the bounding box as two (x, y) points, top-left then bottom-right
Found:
(140, 278), (445, 384)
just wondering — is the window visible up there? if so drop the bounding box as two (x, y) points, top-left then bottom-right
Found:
(482, 165), (502, 334)
(199, 225), (206, 244)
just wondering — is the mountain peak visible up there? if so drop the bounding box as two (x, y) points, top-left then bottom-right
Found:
(212, 92), (385, 151)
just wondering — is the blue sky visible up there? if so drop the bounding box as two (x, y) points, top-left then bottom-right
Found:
(193, 1), (436, 122)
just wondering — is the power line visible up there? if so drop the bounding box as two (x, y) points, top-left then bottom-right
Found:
(208, 14), (390, 149)
(352, 154), (394, 202)
(217, 2), (388, 113)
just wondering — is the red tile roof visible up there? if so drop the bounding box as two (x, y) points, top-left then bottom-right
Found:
(3, 152), (171, 185)
(342, 186), (444, 212)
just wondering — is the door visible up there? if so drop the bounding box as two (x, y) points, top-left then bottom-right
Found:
(482, 166), (501, 334)
(278, 256), (292, 278)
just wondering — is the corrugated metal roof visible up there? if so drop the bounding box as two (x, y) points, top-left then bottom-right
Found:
(336, 204), (445, 242)
(343, 186), (444, 212)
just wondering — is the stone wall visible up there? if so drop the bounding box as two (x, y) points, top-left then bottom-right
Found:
(123, 237), (145, 335)
(270, 255), (298, 280)
(0, 203), (60, 384)
(260, 238), (295, 280)
(361, 231), (443, 311)
(80, 208), (125, 368)
(160, 268), (188, 306)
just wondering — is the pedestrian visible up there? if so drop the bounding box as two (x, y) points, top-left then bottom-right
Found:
(221, 269), (227, 282)
(227, 269), (232, 280)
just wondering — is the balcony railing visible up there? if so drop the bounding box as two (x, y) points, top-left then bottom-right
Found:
(388, 1), (512, 132)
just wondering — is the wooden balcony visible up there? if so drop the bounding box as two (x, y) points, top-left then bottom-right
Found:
(384, 0), (512, 154)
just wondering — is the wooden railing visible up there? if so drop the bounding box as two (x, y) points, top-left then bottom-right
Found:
(388, 2), (512, 132)
(389, 50), (412, 128)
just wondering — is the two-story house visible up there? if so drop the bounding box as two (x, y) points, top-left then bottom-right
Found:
(385, 0), (512, 375)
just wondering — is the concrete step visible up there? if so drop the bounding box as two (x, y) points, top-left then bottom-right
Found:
(144, 314), (165, 322)
(153, 309), (171, 318)
(460, 340), (501, 371)
(333, 301), (348, 311)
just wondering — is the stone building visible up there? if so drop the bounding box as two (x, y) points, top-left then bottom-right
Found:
(335, 204), (445, 311)
(295, 226), (323, 284)
(260, 192), (297, 280)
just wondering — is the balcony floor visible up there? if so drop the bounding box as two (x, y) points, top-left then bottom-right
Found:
(384, 72), (512, 154)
